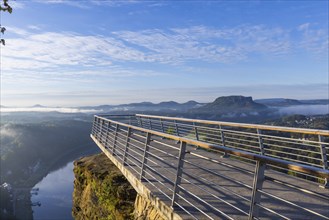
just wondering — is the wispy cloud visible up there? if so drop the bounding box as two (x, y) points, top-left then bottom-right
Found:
(32, 0), (90, 9)
(2, 29), (146, 75)
(8, 1), (25, 9)
(113, 24), (323, 64)
(297, 22), (328, 57)
(0, 107), (100, 113)
(27, 25), (41, 30)
(3, 23), (327, 83)
(33, 0), (140, 8)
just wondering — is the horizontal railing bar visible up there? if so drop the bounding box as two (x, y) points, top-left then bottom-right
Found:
(263, 144), (320, 155)
(224, 136), (260, 146)
(177, 185), (234, 220)
(221, 139), (260, 150)
(174, 192), (217, 220)
(141, 173), (173, 201)
(181, 165), (251, 203)
(97, 114), (135, 117)
(124, 145), (144, 160)
(122, 156), (141, 174)
(224, 143), (259, 154)
(267, 164), (324, 181)
(152, 139), (180, 151)
(147, 145), (179, 162)
(188, 151), (254, 176)
(258, 189), (329, 219)
(182, 158), (253, 190)
(255, 203), (291, 220)
(142, 150), (178, 177)
(136, 114), (329, 136)
(129, 135), (147, 147)
(262, 136), (320, 147)
(261, 153), (322, 167)
(263, 150), (322, 163)
(143, 162), (175, 187)
(264, 176), (329, 201)
(179, 171), (250, 216)
(172, 200), (198, 220)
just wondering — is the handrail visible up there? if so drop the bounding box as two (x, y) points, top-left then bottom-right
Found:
(96, 115), (329, 180)
(136, 114), (329, 136)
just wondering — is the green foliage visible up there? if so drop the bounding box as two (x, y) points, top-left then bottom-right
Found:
(72, 154), (136, 220)
(166, 126), (175, 135)
(0, 0), (12, 46)
(0, 0), (12, 13)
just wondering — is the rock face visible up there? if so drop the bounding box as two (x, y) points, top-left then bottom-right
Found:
(72, 153), (137, 220)
(192, 95), (267, 113)
(134, 195), (164, 220)
(73, 153), (165, 220)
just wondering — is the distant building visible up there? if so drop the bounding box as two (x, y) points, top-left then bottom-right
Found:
(0, 182), (12, 192)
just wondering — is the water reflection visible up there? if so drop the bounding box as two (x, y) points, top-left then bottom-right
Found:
(31, 162), (74, 220)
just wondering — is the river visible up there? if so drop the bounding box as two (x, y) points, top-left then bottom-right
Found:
(31, 162), (75, 220)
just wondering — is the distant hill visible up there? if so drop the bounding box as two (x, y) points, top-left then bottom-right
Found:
(299, 99), (329, 105)
(92, 100), (203, 112)
(255, 98), (303, 106)
(31, 104), (47, 108)
(255, 98), (329, 106)
(192, 96), (267, 113)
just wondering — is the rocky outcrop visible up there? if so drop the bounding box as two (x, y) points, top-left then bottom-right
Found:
(134, 195), (164, 220)
(192, 95), (267, 113)
(72, 153), (137, 220)
(73, 153), (164, 220)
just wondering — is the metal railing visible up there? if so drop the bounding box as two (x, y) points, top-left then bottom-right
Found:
(135, 114), (329, 187)
(91, 114), (329, 220)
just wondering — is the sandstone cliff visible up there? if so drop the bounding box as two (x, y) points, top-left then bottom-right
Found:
(73, 153), (165, 220)
(72, 153), (137, 220)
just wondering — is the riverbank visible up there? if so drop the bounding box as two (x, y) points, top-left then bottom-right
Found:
(9, 145), (100, 220)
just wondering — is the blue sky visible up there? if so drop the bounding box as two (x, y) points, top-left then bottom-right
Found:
(1, 0), (328, 106)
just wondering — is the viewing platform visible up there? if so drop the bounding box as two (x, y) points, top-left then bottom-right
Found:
(91, 114), (329, 220)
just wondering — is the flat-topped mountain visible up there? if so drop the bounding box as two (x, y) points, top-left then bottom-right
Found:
(192, 96), (267, 113)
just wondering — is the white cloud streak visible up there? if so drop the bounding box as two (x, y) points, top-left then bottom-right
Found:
(2, 24), (327, 83)
(33, 0), (140, 8)
(297, 23), (329, 56)
(0, 107), (101, 113)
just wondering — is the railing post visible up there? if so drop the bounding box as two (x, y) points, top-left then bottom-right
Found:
(160, 118), (165, 133)
(171, 141), (187, 208)
(193, 122), (199, 141)
(91, 116), (97, 135)
(140, 116), (144, 128)
(104, 121), (111, 149)
(122, 127), (131, 165)
(249, 161), (266, 220)
(174, 120), (179, 136)
(100, 119), (105, 144)
(96, 118), (101, 140)
(137, 116), (142, 127)
(257, 129), (265, 155)
(149, 117), (153, 130)
(112, 124), (119, 156)
(319, 135), (328, 188)
(219, 125), (228, 158)
(140, 132), (151, 180)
